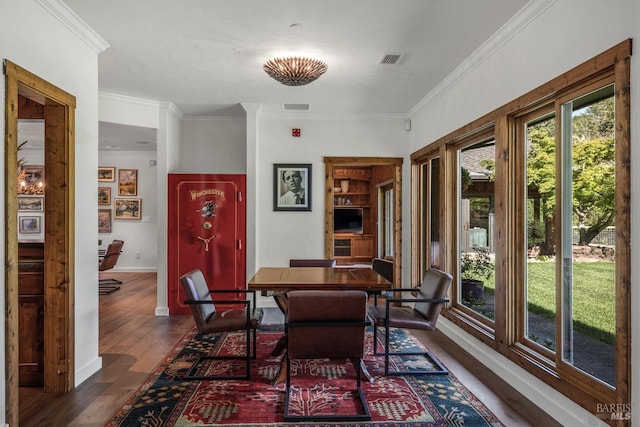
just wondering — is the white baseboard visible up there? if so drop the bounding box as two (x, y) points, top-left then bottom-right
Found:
(438, 318), (608, 427)
(109, 267), (158, 273)
(155, 306), (169, 316)
(74, 355), (102, 387)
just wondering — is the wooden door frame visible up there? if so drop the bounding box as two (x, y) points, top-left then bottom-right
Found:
(324, 156), (403, 287)
(4, 60), (76, 425)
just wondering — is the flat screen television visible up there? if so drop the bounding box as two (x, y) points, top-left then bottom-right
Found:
(334, 208), (363, 234)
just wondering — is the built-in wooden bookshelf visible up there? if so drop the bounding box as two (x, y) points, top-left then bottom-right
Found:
(332, 166), (374, 263)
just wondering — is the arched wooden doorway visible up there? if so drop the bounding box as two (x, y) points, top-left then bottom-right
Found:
(4, 60), (76, 426)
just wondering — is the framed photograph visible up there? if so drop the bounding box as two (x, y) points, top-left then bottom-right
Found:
(273, 163), (312, 211)
(98, 187), (112, 205)
(118, 169), (138, 196)
(19, 215), (41, 234)
(18, 165), (44, 195)
(98, 166), (116, 182)
(114, 198), (141, 220)
(98, 209), (112, 233)
(18, 196), (44, 211)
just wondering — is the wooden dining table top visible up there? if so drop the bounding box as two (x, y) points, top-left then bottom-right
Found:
(247, 266), (391, 292)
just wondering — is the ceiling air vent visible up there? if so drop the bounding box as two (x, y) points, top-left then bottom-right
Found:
(377, 53), (405, 65)
(283, 103), (310, 111)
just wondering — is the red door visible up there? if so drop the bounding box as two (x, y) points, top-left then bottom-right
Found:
(168, 174), (246, 314)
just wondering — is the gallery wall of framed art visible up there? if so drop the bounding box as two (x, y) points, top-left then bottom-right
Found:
(97, 166), (143, 233)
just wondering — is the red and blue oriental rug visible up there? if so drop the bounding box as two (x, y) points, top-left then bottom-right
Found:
(107, 325), (504, 426)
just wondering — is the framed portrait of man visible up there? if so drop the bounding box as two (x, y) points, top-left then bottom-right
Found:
(273, 163), (311, 211)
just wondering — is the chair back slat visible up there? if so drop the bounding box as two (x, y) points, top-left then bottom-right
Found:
(372, 257), (393, 283)
(179, 269), (216, 331)
(287, 290), (367, 359)
(99, 240), (124, 272)
(414, 268), (452, 323)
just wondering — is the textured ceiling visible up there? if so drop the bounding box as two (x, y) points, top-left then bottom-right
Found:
(63, 0), (529, 117)
(22, 0), (530, 151)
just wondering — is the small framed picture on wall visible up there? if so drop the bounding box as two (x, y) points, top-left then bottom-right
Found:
(98, 209), (112, 233)
(98, 187), (111, 205)
(118, 169), (138, 196)
(98, 166), (116, 182)
(19, 215), (41, 234)
(18, 196), (44, 211)
(273, 163), (312, 211)
(114, 198), (141, 220)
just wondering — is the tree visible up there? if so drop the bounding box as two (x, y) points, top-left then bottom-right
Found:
(527, 96), (615, 245)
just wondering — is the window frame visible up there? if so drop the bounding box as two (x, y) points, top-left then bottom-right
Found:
(410, 40), (631, 414)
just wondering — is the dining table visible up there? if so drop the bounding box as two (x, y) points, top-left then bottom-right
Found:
(247, 266), (391, 293)
(247, 266), (392, 384)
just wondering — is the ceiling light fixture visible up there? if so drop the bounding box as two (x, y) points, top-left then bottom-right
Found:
(263, 56), (327, 86)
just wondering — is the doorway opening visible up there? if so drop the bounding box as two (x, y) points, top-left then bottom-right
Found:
(324, 156), (403, 286)
(4, 60), (76, 425)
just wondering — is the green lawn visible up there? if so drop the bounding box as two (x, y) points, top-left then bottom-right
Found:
(526, 261), (616, 345)
(479, 261), (615, 345)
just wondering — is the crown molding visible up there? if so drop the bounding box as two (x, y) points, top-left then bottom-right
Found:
(183, 116), (246, 123)
(161, 102), (185, 122)
(37, 0), (109, 53)
(99, 92), (161, 108)
(408, 0), (556, 116)
(261, 111), (407, 121)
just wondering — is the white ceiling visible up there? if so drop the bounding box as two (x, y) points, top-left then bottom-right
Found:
(32, 0), (531, 150)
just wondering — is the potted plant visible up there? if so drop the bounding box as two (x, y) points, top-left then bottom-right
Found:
(460, 247), (493, 300)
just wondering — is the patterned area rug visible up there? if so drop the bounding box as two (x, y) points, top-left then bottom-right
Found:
(107, 325), (504, 426)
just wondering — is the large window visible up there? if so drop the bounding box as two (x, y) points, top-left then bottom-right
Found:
(411, 41), (630, 414)
(379, 182), (394, 258)
(457, 138), (496, 323)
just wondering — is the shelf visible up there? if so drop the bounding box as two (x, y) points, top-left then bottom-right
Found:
(333, 168), (372, 180)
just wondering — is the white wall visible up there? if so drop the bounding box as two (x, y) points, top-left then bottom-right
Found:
(179, 113), (411, 308)
(98, 151), (158, 271)
(408, 0), (639, 426)
(97, 95), (184, 315)
(255, 115), (409, 268)
(180, 117), (247, 173)
(0, 0), (108, 421)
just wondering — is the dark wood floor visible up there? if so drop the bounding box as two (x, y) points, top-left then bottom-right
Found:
(19, 272), (546, 426)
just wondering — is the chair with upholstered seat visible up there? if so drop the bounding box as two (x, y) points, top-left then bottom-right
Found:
(270, 259), (337, 313)
(368, 267), (452, 376)
(179, 268), (263, 380)
(284, 290), (371, 422)
(372, 257), (393, 284)
(98, 239), (124, 295)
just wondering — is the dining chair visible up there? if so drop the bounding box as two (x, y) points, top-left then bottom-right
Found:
(368, 267), (452, 376)
(270, 258), (338, 313)
(372, 257), (393, 283)
(284, 289), (371, 422)
(179, 269), (263, 380)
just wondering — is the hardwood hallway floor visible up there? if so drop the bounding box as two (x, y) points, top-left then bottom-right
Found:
(19, 272), (193, 427)
(19, 272), (545, 426)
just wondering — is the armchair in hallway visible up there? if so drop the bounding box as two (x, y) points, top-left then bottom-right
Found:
(98, 239), (124, 295)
